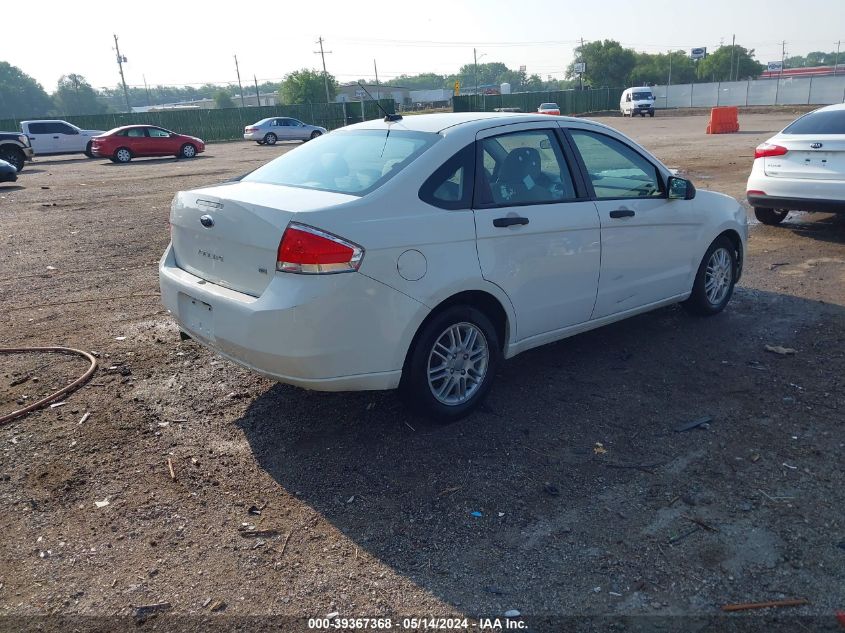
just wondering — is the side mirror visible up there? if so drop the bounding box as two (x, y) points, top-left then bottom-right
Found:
(668, 176), (696, 200)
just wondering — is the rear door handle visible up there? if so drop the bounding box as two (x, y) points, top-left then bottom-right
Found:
(609, 208), (635, 218)
(493, 216), (529, 227)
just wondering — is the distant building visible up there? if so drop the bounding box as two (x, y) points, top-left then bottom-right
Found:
(336, 83), (410, 105)
(131, 92), (277, 113)
(409, 89), (453, 107)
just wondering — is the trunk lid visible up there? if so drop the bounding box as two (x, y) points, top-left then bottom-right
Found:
(764, 135), (845, 180)
(170, 181), (358, 296)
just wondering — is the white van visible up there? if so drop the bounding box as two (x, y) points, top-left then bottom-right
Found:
(620, 87), (655, 117)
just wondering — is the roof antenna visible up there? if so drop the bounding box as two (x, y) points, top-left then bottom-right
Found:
(356, 82), (402, 122)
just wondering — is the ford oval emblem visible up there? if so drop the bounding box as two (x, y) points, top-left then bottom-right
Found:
(810, 142), (823, 149)
(200, 215), (214, 228)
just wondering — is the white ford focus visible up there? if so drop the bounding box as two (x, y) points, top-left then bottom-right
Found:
(160, 112), (747, 419)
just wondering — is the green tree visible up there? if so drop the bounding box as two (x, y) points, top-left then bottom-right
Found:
(785, 50), (840, 68)
(566, 40), (637, 87)
(629, 50), (697, 86)
(698, 45), (764, 81)
(0, 62), (53, 118)
(53, 74), (105, 115)
(279, 69), (337, 104)
(386, 73), (447, 90)
(214, 90), (235, 109)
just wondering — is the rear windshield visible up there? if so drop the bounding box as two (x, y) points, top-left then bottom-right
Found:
(783, 109), (845, 135)
(243, 129), (439, 196)
(540, 103), (558, 109)
(632, 92), (653, 100)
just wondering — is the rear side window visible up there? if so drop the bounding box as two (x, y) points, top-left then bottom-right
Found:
(419, 144), (474, 210)
(243, 129), (439, 196)
(28, 123), (50, 134)
(783, 109), (845, 134)
(126, 128), (146, 137)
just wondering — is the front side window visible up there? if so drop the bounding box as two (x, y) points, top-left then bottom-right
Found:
(243, 129), (439, 196)
(55, 123), (78, 135)
(570, 129), (663, 199)
(783, 109), (845, 135)
(126, 128), (146, 138)
(478, 129), (577, 206)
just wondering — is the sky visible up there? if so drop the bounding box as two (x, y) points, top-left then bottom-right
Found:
(3, 0), (844, 92)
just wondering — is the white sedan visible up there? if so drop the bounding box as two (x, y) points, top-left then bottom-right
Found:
(160, 112), (747, 419)
(747, 103), (845, 225)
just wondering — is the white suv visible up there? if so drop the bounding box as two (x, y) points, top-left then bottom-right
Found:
(747, 103), (845, 224)
(21, 120), (105, 157)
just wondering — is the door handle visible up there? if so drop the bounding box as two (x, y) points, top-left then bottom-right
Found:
(493, 216), (529, 227)
(609, 208), (635, 219)
(53, 136), (60, 139)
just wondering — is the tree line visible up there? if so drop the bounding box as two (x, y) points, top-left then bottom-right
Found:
(0, 40), (808, 119)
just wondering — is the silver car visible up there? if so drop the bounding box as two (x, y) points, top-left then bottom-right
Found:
(243, 117), (327, 145)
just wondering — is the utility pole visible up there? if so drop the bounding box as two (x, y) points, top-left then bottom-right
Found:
(374, 59), (380, 101)
(474, 47), (478, 96)
(667, 49), (672, 109)
(579, 37), (585, 90)
(142, 74), (151, 106)
(314, 37), (332, 103)
(234, 55), (246, 107)
(253, 75), (260, 105)
(835, 41), (841, 76)
(113, 34), (131, 113)
(729, 34), (735, 81)
(775, 41), (786, 105)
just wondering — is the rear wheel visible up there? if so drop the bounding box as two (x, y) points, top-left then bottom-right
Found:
(256, 141), (265, 145)
(683, 236), (737, 316)
(0, 146), (25, 172)
(113, 147), (132, 163)
(754, 208), (789, 225)
(179, 143), (197, 159)
(400, 305), (500, 421)
(263, 133), (277, 145)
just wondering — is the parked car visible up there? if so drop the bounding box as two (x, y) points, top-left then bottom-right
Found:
(243, 117), (327, 145)
(0, 159), (17, 183)
(90, 125), (205, 163)
(747, 103), (845, 225)
(620, 87), (656, 117)
(20, 120), (104, 157)
(160, 112), (747, 419)
(0, 131), (34, 171)
(537, 103), (561, 115)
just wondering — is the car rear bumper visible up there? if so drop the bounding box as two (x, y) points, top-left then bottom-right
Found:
(158, 243), (426, 391)
(243, 132), (263, 141)
(747, 193), (845, 214)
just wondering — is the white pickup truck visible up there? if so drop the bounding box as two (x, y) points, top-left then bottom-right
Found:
(21, 120), (105, 157)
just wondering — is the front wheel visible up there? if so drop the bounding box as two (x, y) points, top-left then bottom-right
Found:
(84, 141), (94, 158)
(179, 143), (197, 159)
(683, 236), (737, 316)
(400, 305), (500, 421)
(309, 130), (322, 141)
(754, 208), (788, 225)
(648, 110), (655, 118)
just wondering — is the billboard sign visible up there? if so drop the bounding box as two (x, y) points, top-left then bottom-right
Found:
(691, 47), (707, 60)
(767, 61), (784, 72)
(573, 62), (586, 74)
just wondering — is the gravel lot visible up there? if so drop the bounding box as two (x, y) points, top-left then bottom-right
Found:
(1, 112), (843, 632)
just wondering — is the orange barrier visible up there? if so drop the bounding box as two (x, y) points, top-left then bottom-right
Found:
(706, 106), (739, 134)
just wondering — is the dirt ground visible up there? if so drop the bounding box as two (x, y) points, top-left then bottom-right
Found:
(1, 112), (844, 633)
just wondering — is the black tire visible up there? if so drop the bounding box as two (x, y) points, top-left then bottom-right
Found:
(263, 133), (277, 146)
(640, 111), (646, 117)
(113, 147), (132, 163)
(649, 110), (655, 117)
(400, 305), (501, 421)
(683, 236), (737, 316)
(309, 130), (322, 141)
(84, 141), (94, 158)
(256, 141), (265, 145)
(179, 143), (197, 159)
(754, 208), (789, 225)
(0, 146), (26, 172)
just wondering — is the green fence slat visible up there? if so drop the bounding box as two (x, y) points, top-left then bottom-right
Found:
(453, 88), (623, 116)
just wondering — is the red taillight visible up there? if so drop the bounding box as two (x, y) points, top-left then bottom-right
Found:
(276, 223), (364, 274)
(754, 143), (788, 159)
(245, 127), (258, 132)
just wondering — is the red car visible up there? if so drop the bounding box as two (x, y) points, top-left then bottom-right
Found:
(91, 125), (205, 163)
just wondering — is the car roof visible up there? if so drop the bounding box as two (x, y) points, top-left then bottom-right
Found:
(813, 103), (845, 113)
(347, 112), (596, 135)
